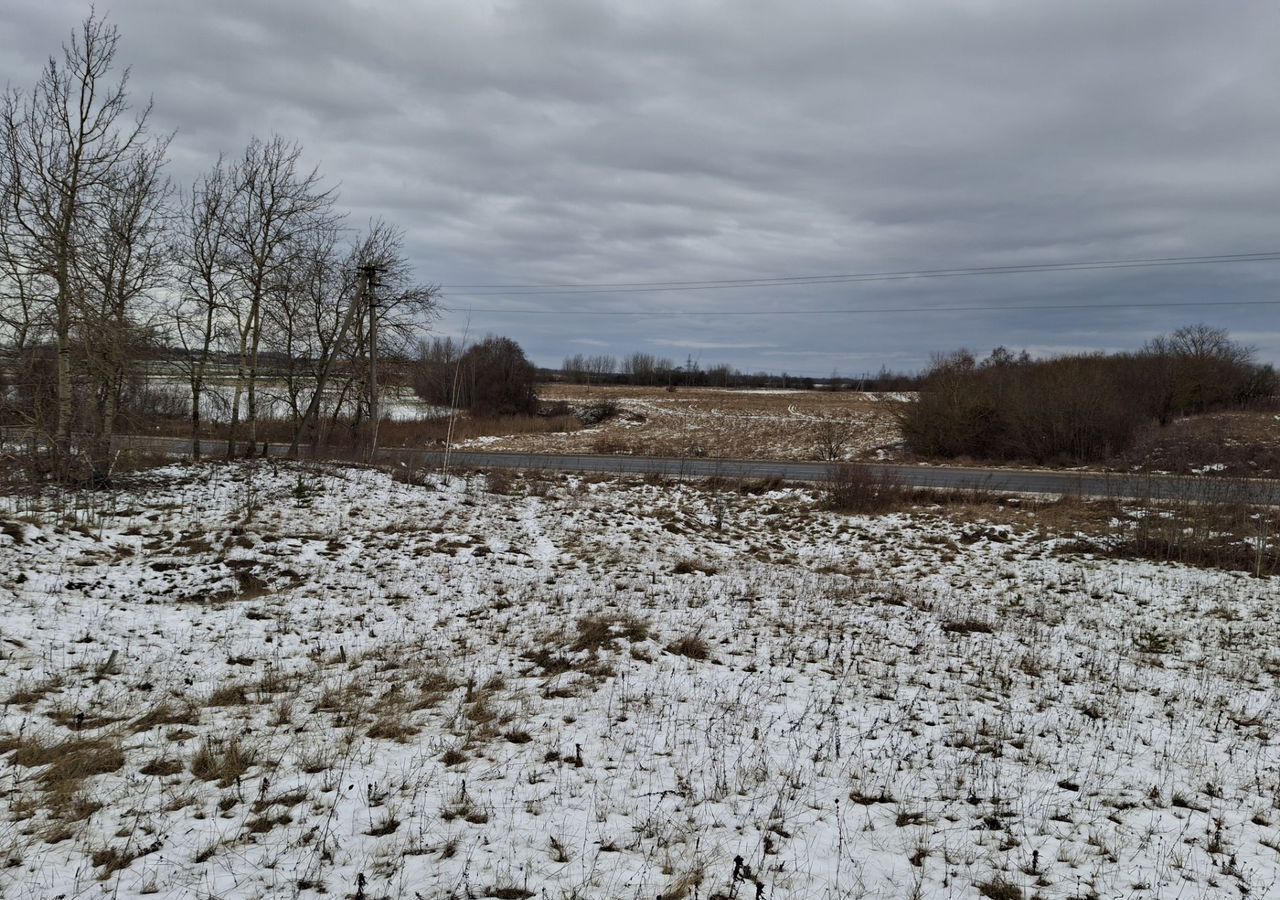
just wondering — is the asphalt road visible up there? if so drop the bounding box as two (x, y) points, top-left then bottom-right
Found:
(121, 435), (1280, 505)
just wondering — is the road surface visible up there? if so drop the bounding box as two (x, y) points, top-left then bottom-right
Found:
(118, 435), (1280, 505)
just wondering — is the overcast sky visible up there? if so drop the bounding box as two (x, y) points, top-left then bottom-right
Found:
(4, 1), (1280, 375)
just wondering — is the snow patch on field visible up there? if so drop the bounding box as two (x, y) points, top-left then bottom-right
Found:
(0, 462), (1277, 899)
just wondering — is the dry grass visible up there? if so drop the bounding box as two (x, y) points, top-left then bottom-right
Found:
(130, 700), (199, 732)
(822, 464), (908, 513)
(8, 735), (123, 782)
(91, 845), (141, 878)
(190, 737), (257, 787)
(571, 613), (650, 652)
(142, 408), (582, 451)
(139, 756), (184, 777)
(665, 635), (711, 660)
(3, 734), (125, 821)
(1120, 409), (1280, 478)
(454, 383), (904, 461)
(5, 675), (64, 706)
(205, 680), (252, 707)
(976, 877), (1024, 900)
(367, 709), (419, 742)
(672, 558), (718, 575)
(1054, 480), (1279, 576)
(372, 412), (582, 447)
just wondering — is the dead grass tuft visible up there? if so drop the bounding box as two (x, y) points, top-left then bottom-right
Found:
(672, 558), (718, 576)
(205, 681), (251, 707)
(5, 674), (64, 706)
(11, 735), (125, 787)
(975, 878), (1023, 900)
(4, 734), (124, 822)
(941, 618), (996, 635)
(130, 700), (199, 732)
(140, 756), (184, 777)
(367, 713), (419, 742)
(571, 613), (650, 652)
(665, 635), (711, 660)
(91, 845), (141, 879)
(190, 737), (257, 787)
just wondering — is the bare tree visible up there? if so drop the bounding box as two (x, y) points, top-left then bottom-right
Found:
(414, 336), (462, 407)
(171, 159), (234, 460)
(287, 220), (439, 455)
(1146, 323), (1260, 415)
(0, 12), (155, 474)
(77, 139), (172, 482)
(223, 135), (338, 456)
(812, 415), (855, 461)
(0, 184), (45, 442)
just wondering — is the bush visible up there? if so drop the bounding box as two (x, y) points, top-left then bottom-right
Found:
(414, 335), (538, 416)
(900, 328), (1276, 464)
(822, 464), (906, 513)
(577, 400), (619, 426)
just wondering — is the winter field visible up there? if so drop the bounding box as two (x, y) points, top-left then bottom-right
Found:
(460, 384), (906, 461)
(1, 461), (1278, 899)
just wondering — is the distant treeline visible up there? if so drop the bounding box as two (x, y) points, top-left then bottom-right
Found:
(901, 325), (1277, 464)
(557, 352), (921, 391)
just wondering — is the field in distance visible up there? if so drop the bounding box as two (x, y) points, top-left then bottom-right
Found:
(459, 383), (908, 462)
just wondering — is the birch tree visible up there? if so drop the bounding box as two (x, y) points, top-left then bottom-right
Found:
(0, 12), (155, 476)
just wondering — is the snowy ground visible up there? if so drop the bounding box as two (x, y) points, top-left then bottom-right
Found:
(1, 462), (1278, 899)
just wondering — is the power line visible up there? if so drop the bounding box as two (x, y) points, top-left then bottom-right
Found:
(449, 298), (1280, 318)
(442, 250), (1280, 296)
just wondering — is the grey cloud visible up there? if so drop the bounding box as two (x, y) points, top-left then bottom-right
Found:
(4, 0), (1280, 373)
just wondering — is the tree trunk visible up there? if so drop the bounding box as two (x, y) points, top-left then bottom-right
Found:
(228, 323), (251, 459)
(246, 295), (262, 453)
(54, 306), (74, 472)
(190, 378), (203, 461)
(92, 373), (120, 485)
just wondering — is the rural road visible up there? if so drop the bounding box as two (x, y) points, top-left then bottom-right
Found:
(121, 435), (1280, 505)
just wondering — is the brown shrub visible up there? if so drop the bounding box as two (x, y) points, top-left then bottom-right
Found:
(822, 464), (907, 514)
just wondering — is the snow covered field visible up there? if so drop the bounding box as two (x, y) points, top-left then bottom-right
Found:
(1, 462), (1277, 899)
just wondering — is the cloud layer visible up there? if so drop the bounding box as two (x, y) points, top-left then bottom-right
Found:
(5, 1), (1280, 373)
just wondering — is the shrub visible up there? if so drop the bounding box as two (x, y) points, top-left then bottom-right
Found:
(416, 335), (538, 416)
(900, 329), (1276, 464)
(577, 400), (620, 426)
(822, 464), (906, 514)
